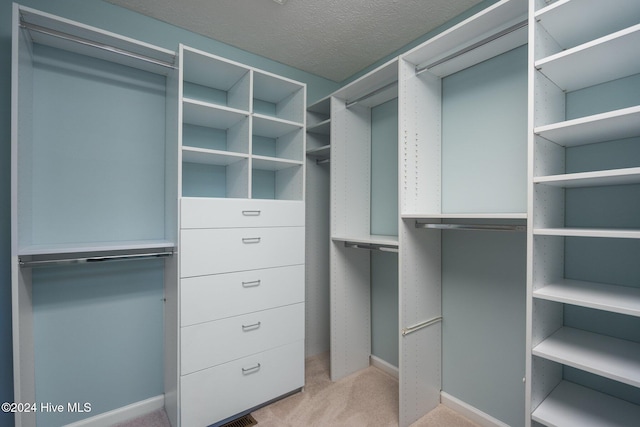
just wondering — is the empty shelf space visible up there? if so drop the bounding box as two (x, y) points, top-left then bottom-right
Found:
(183, 98), (249, 129)
(534, 106), (640, 147)
(306, 119), (330, 135)
(532, 381), (640, 427)
(534, 279), (640, 317)
(535, 24), (640, 92)
(534, 228), (640, 239)
(253, 114), (303, 139)
(182, 147), (248, 166)
(533, 327), (640, 387)
(534, 0), (640, 50)
(306, 145), (331, 158)
(534, 167), (640, 188)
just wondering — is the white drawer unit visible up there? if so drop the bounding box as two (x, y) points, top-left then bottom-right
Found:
(180, 226), (304, 277)
(181, 198), (305, 229)
(181, 264), (304, 326)
(180, 341), (304, 427)
(181, 303), (304, 374)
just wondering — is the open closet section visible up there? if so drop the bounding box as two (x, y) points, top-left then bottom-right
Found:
(175, 45), (307, 426)
(11, 5), (178, 427)
(399, 0), (528, 425)
(528, 0), (640, 425)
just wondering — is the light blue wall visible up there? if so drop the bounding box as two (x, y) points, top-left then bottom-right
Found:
(0, 1), (338, 426)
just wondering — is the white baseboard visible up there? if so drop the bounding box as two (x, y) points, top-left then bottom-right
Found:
(370, 355), (399, 380)
(64, 395), (164, 427)
(440, 392), (509, 427)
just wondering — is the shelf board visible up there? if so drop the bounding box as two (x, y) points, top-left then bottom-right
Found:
(534, 228), (640, 239)
(252, 156), (303, 171)
(183, 98), (249, 129)
(532, 381), (640, 427)
(306, 145), (331, 158)
(534, 279), (640, 317)
(535, 0), (640, 50)
(535, 106), (640, 147)
(306, 119), (330, 135)
(182, 147), (248, 166)
(402, 213), (527, 220)
(534, 167), (640, 188)
(331, 234), (399, 248)
(533, 327), (640, 388)
(332, 58), (399, 108)
(253, 71), (303, 104)
(253, 114), (303, 138)
(18, 239), (175, 257)
(535, 24), (640, 92)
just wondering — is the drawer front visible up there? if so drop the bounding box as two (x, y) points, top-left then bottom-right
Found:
(181, 265), (304, 326)
(181, 198), (304, 229)
(180, 227), (304, 277)
(180, 341), (304, 427)
(181, 303), (304, 375)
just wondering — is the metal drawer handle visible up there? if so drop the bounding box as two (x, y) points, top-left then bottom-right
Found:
(242, 321), (261, 331)
(242, 210), (261, 216)
(242, 363), (261, 374)
(242, 237), (261, 244)
(242, 280), (261, 288)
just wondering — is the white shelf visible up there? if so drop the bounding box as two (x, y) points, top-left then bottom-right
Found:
(535, 0), (640, 50)
(534, 279), (640, 317)
(534, 106), (640, 147)
(532, 381), (640, 427)
(533, 327), (640, 388)
(306, 145), (330, 158)
(332, 58), (399, 107)
(534, 167), (640, 188)
(331, 234), (399, 248)
(307, 119), (330, 135)
(534, 228), (640, 239)
(182, 147), (248, 166)
(252, 156), (303, 171)
(182, 46), (249, 93)
(183, 99), (249, 129)
(253, 114), (303, 139)
(402, 213), (527, 220)
(535, 24), (640, 92)
(18, 239), (175, 257)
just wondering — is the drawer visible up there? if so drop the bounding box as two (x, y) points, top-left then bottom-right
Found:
(180, 341), (304, 427)
(181, 303), (304, 375)
(181, 198), (304, 229)
(181, 265), (304, 326)
(180, 227), (304, 277)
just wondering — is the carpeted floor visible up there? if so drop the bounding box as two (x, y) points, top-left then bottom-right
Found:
(117, 352), (478, 427)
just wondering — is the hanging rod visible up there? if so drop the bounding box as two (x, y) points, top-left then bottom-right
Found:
(402, 316), (442, 337)
(415, 19), (527, 75)
(415, 222), (526, 232)
(20, 21), (177, 70)
(19, 250), (174, 268)
(344, 242), (398, 253)
(345, 81), (398, 108)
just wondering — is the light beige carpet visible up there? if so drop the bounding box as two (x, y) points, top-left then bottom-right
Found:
(118, 352), (479, 426)
(252, 352), (479, 427)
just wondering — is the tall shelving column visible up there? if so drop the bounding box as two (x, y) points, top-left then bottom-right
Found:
(528, 0), (640, 425)
(175, 45), (306, 427)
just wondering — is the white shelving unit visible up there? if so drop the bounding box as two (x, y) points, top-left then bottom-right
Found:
(11, 5), (178, 427)
(528, 0), (640, 425)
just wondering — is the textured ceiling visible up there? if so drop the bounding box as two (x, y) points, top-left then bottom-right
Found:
(106, 0), (483, 82)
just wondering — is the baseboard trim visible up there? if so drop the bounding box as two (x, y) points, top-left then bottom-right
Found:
(64, 395), (164, 427)
(370, 355), (399, 380)
(440, 392), (509, 427)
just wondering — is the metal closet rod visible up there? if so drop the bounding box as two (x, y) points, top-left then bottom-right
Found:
(402, 316), (442, 337)
(415, 222), (526, 232)
(415, 19), (528, 75)
(344, 242), (399, 253)
(19, 250), (174, 268)
(20, 20), (177, 70)
(345, 81), (398, 108)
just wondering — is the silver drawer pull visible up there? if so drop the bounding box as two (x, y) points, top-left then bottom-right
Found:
(242, 321), (261, 331)
(242, 237), (261, 244)
(242, 363), (261, 374)
(242, 210), (261, 216)
(242, 280), (261, 288)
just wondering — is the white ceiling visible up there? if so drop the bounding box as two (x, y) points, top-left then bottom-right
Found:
(106, 0), (483, 82)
